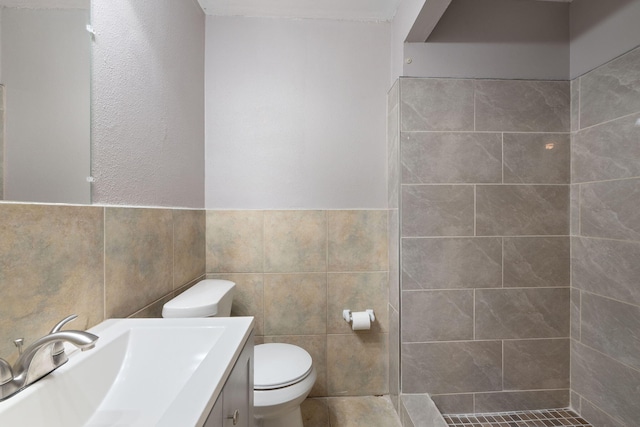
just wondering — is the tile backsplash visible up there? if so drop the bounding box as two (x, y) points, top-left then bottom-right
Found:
(0, 203), (388, 399)
(0, 204), (205, 363)
(206, 209), (389, 398)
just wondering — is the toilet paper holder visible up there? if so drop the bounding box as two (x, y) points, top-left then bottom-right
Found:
(342, 309), (375, 324)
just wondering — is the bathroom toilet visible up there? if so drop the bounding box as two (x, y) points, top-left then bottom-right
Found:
(162, 279), (316, 427)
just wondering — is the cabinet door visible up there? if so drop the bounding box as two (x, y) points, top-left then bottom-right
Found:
(203, 395), (223, 427)
(223, 332), (254, 427)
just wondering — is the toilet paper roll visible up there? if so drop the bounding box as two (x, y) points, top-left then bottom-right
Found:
(351, 311), (371, 331)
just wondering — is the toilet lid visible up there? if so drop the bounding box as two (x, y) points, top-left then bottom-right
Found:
(162, 279), (235, 318)
(254, 343), (313, 390)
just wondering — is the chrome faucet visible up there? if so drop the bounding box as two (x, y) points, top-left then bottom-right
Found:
(0, 314), (99, 401)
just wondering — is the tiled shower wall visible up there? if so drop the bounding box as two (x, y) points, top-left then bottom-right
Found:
(388, 81), (401, 412)
(570, 46), (640, 427)
(205, 210), (389, 398)
(392, 77), (572, 414)
(0, 204), (205, 363)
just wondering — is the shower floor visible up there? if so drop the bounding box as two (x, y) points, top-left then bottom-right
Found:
(443, 408), (592, 427)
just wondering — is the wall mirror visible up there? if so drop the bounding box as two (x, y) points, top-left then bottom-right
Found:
(0, 0), (91, 204)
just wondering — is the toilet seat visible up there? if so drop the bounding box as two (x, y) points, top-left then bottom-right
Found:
(254, 344), (313, 390)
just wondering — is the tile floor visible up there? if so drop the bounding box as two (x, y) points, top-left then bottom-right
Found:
(302, 396), (402, 427)
(443, 409), (593, 427)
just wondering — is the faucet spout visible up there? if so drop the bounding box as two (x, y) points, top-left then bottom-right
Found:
(0, 329), (99, 401)
(13, 330), (99, 378)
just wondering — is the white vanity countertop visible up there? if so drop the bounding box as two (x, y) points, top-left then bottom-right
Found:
(0, 317), (255, 427)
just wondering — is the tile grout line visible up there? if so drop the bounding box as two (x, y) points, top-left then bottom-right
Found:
(473, 289), (476, 341)
(578, 183), (581, 236)
(262, 211), (266, 337)
(172, 211), (176, 291)
(501, 339), (504, 391)
(578, 287), (640, 310)
(474, 185), (477, 237)
(576, 340), (640, 375)
(501, 132), (504, 184)
(402, 182), (571, 186)
(578, 76), (581, 131)
(325, 210), (329, 380)
(577, 107), (640, 131)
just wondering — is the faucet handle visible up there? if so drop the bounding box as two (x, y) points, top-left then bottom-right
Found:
(13, 339), (24, 356)
(0, 358), (12, 386)
(50, 314), (78, 356)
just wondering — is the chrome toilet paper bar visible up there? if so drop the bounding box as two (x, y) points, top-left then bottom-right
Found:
(342, 309), (375, 323)
(342, 309), (376, 330)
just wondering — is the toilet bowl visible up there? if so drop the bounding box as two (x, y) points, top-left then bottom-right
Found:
(162, 279), (315, 427)
(253, 343), (317, 427)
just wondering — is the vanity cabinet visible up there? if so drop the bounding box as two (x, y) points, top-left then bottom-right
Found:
(204, 332), (254, 427)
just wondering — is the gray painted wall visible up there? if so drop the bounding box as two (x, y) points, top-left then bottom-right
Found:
(400, 0), (640, 81)
(205, 16), (390, 209)
(1, 8), (90, 203)
(390, 0), (427, 83)
(91, 0), (205, 208)
(403, 0), (570, 80)
(570, 0), (640, 78)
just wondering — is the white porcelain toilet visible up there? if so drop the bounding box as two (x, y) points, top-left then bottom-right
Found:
(162, 279), (316, 427)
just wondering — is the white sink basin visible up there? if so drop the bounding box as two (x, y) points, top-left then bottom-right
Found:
(0, 317), (254, 427)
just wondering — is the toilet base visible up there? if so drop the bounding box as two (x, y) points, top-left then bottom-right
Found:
(256, 406), (303, 427)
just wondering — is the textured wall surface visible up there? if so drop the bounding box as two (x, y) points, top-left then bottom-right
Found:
(0, 203), (205, 364)
(91, 0), (205, 208)
(570, 45), (640, 427)
(205, 209), (389, 397)
(393, 77), (571, 414)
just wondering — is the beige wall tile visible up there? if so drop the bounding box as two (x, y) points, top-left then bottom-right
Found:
(0, 204), (104, 362)
(130, 293), (176, 319)
(389, 306), (400, 411)
(327, 333), (388, 396)
(328, 210), (388, 272)
(264, 211), (326, 273)
(327, 272), (388, 334)
(206, 210), (263, 273)
(173, 209), (205, 288)
(264, 273), (327, 335)
(264, 334), (327, 397)
(105, 207), (173, 318)
(209, 273), (264, 336)
(301, 398), (330, 427)
(327, 396), (400, 426)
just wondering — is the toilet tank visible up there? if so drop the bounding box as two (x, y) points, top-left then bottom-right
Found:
(162, 279), (235, 318)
